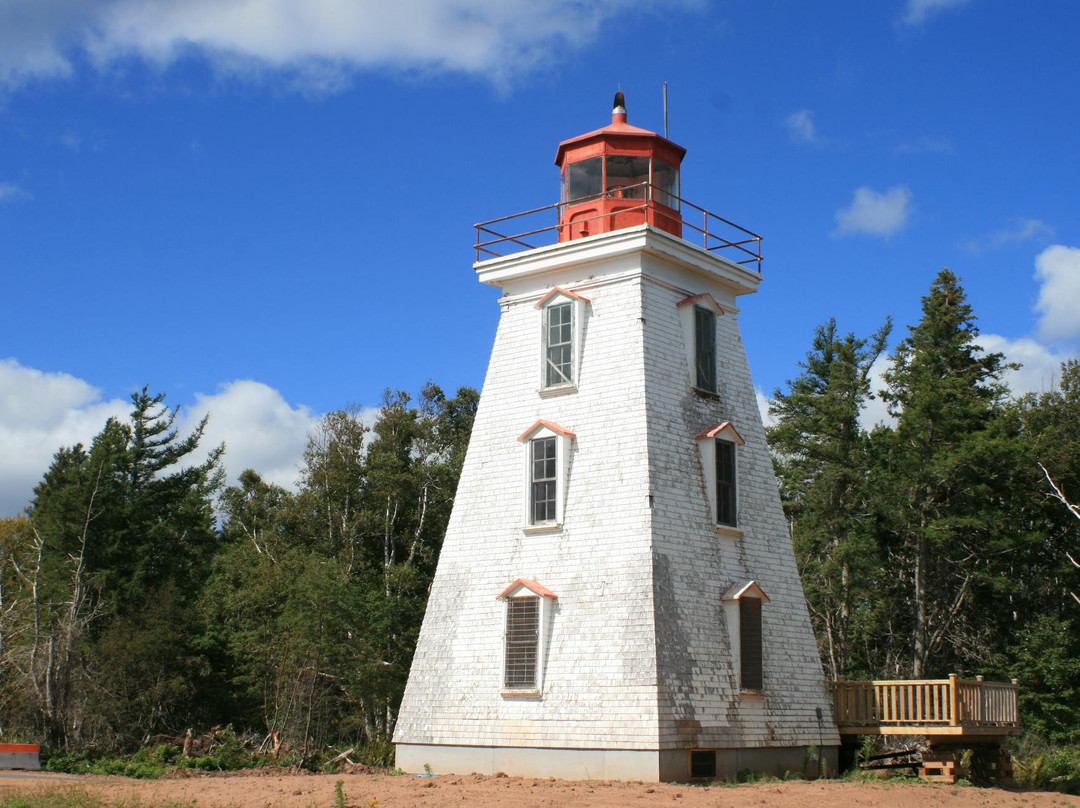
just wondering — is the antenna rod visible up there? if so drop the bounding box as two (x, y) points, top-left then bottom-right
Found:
(663, 82), (669, 138)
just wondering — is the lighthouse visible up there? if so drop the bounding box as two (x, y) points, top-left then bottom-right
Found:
(393, 94), (839, 781)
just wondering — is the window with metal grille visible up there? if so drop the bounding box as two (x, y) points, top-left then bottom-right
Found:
(504, 596), (540, 689)
(531, 436), (558, 523)
(689, 750), (717, 779)
(715, 439), (736, 526)
(740, 597), (763, 691)
(695, 306), (716, 392)
(544, 302), (574, 387)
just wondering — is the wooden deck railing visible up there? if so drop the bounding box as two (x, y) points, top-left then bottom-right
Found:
(831, 675), (1019, 731)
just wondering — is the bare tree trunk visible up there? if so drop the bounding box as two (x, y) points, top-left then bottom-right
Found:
(913, 526), (928, 678)
(383, 497), (398, 595)
(407, 482), (429, 566)
(21, 466), (105, 747)
(1041, 463), (1080, 606)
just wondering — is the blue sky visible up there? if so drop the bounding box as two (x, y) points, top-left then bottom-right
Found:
(2, 0), (1079, 516)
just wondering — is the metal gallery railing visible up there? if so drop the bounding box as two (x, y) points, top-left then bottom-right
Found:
(474, 182), (762, 271)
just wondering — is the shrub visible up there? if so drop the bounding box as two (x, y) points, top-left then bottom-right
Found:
(1012, 739), (1080, 794)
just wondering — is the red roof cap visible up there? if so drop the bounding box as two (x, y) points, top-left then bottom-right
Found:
(497, 579), (558, 600)
(554, 94), (686, 167)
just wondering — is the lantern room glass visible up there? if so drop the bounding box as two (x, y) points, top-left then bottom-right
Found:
(564, 158), (602, 203)
(652, 160), (680, 210)
(562, 156), (680, 211)
(605, 155), (650, 199)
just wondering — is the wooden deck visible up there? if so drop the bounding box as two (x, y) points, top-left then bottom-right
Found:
(830, 674), (1020, 740)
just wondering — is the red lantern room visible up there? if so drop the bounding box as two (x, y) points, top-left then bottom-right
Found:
(555, 92), (686, 242)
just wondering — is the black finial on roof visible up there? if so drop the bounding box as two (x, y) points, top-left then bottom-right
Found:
(613, 91), (626, 112)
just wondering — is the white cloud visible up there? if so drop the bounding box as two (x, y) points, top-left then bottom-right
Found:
(862, 353), (894, 429)
(755, 387), (776, 429)
(0, 0), (696, 92)
(962, 217), (1054, 253)
(784, 109), (816, 143)
(862, 335), (1071, 429)
(978, 333), (1072, 397)
(0, 362), (334, 517)
(0, 359), (129, 516)
(178, 380), (319, 491)
(1035, 245), (1080, 342)
(901, 0), (974, 26)
(0, 182), (29, 202)
(833, 185), (912, 238)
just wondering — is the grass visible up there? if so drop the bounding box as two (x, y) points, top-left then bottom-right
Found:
(0, 787), (223, 808)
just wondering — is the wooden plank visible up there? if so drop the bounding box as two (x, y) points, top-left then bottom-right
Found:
(949, 674), (959, 727)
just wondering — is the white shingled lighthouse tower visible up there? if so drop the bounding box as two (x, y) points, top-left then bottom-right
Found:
(394, 94), (839, 781)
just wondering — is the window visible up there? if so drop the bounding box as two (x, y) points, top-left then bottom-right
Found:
(531, 436), (557, 523)
(722, 581), (769, 693)
(715, 439), (736, 527)
(605, 154), (650, 199)
(695, 306), (717, 392)
(652, 160), (680, 210)
(518, 419), (576, 529)
(544, 302), (573, 387)
(497, 579), (558, 696)
(537, 287), (590, 393)
(505, 596), (540, 689)
(677, 293), (723, 394)
(739, 598), (763, 691)
(564, 157), (602, 202)
(696, 422), (745, 531)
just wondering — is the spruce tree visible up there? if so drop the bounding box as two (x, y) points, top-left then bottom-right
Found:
(877, 269), (1017, 677)
(768, 317), (890, 678)
(23, 389), (222, 747)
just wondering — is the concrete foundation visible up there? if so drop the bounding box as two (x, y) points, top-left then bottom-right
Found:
(397, 743), (838, 782)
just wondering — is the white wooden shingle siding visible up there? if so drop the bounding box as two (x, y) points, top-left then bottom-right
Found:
(394, 225), (839, 769)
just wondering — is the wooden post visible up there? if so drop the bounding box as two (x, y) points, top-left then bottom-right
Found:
(948, 673), (959, 727)
(1011, 678), (1019, 724)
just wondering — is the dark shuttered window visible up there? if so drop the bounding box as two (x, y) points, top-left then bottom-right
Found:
(715, 439), (736, 526)
(740, 597), (763, 691)
(694, 306), (717, 392)
(504, 596), (540, 689)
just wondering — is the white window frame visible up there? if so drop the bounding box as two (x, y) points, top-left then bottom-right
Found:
(677, 293), (724, 394)
(537, 287), (590, 395)
(721, 580), (770, 694)
(696, 422), (745, 534)
(497, 579), (558, 697)
(518, 419), (575, 531)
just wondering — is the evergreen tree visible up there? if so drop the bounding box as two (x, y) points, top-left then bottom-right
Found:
(876, 269), (1019, 677)
(998, 360), (1080, 740)
(17, 389), (222, 748)
(768, 317), (890, 678)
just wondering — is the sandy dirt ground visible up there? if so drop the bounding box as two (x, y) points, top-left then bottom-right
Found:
(0, 770), (1078, 808)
